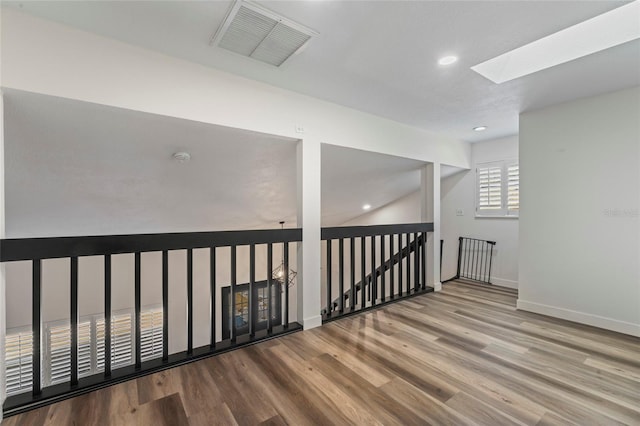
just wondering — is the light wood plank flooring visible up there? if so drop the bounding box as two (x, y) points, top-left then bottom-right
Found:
(5, 280), (640, 425)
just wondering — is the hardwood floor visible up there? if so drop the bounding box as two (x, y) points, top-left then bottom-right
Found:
(5, 280), (640, 425)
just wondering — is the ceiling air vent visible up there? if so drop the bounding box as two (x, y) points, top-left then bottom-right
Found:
(210, 1), (317, 67)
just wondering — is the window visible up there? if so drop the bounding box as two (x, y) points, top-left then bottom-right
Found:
(4, 329), (33, 396)
(476, 160), (519, 217)
(5, 307), (163, 396)
(140, 308), (163, 362)
(103, 312), (134, 369)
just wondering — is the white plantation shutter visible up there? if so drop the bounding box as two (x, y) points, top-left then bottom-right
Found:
(78, 321), (93, 377)
(477, 163), (504, 215)
(44, 321), (93, 386)
(46, 323), (70, 385)
(140, 309), (163, 361)
(96, 317), (106, 372)
(507, 163), (519, 214)
(4, 330), (33, 395)
(476, 160), (519, 217)
(109, 313), (134, 368)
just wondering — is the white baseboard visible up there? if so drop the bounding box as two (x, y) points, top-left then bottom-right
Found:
(302, 315), (322, 330)
(433, 282), (442, 292)
(517, 299), (640, 337)
(491, 277), (518, 289)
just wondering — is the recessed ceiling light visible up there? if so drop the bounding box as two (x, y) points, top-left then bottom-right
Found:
(471, 1), (640, 83)
(473, 126), (487, 132)
(362, 204), (371, 210)
(438, 55), (458, 66)
(173, 152), (191, 163)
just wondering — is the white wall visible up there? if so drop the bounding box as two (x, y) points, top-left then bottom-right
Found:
(518, 87), (640, 337)
(0, 9), (470, 169)
(441, 136), (519, 288)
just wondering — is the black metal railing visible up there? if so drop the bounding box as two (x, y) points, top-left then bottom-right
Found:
(321, 223), (434, 322)
(0, 228), (302, 416)
(455, 236), (496, 284)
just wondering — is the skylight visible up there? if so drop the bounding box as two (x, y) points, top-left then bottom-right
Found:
(471, 1), (640, 84)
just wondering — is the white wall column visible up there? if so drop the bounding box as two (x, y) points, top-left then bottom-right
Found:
(296, 138), (322, 330)
(421, 162), (442, 291)
(0, 89), (7, 421)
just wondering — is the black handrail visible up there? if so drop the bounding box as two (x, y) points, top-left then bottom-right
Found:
(1, 227), (302, 417)
(321, 222), (433, 239)
(0, 228), (302, 261)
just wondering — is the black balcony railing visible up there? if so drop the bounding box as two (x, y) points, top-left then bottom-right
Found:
(321, 223), (434, 322)
(0, 228), (302, 417)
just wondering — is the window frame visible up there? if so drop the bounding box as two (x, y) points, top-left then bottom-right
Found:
(475, 159), (519, 218)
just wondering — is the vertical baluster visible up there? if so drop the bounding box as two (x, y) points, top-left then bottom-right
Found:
(187, 249), (193, 354)
(210, 247), (216, 348)
(488, 243), (495, 283)
(134, 252), (141, 369)
(350, 237), (355, 310)
(267, 243), (273, 333)
(468, 239), (473, 278)
(162, 250), (169, 361)
(249, 244), (255, 337)
(480, 241), (485, 283)
(338, 239), (344, 313)
(474, 240), (480, 281)
(460, 238), (465, 278)
(398, 234), (403, 295)
(476, 241), (482, 281)
(484, 242), (490, 283)
(370, 235), (376, 305)
(456, 237), (463, 279)
(390, 234), (395, 299)
(70, 257), (79, 386)
(284, 242), (289, 328)
(104, 255), (112, 375)
(380, 234), (386, 302)
(440, 239), (444, 282)
(421, 232), (427, 290)
(32, 259), (42, 396)
(474, 240), (479, 280)
(230, 245), (237, 343)
(478, 241), (487, 281)
(413, 232), (420, 291)
(405, 233), (411, 293)
(360, 237), (366, 310)
(465, 238), (471, 278)
(326, 240), (332, 316)
(468, 239), (472, 280)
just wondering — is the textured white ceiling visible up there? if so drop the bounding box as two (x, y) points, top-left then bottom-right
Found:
(4, 1), (638, 143)
(4, 90), (433, 236)
(3, 90), (299, 237)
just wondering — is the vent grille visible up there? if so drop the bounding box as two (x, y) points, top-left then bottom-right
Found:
(212, 1), (317, 67)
